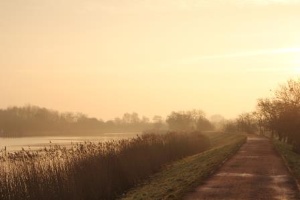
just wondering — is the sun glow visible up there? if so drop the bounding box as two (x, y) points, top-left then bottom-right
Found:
(293, 66), (300, 74)
(292, 55), (300, 75)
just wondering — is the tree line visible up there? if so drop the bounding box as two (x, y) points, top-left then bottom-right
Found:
(223, 78), (300, 153)
(0, 106), (215, 137)
(0, 106), (159, 137)
(166, 110), (214, 131)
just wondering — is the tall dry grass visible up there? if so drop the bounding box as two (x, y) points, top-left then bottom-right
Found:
(0, 131), (210, 200)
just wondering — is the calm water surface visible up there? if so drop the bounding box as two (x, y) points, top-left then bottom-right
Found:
(0, 132), (139, 151)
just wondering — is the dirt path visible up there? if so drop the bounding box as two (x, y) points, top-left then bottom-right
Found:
(184, 135), (299, 200)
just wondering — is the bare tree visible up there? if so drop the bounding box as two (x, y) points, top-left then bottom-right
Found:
(256, 78), (300, 152)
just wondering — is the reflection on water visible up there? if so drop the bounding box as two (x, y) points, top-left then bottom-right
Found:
(0, 133), (139, 151)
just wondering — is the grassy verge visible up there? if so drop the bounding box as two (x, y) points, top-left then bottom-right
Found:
(121, 133), (246, 200)
(205, 132), (245, 147)
(273, 140), (300, 185)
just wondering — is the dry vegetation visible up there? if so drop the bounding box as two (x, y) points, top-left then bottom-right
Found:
(0, 131), (210, 200)
(122, 133), (246, 200)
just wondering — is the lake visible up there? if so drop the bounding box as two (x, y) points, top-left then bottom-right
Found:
(0, 132), (139, 151)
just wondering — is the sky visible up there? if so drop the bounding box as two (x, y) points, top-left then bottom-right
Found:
(1, 0), (300, 120)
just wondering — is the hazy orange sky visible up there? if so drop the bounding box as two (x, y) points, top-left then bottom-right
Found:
(1, 0), (300, 120)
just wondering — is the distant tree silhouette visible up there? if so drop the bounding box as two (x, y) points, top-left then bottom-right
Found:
(210, 114), (226, 130)
(152, 115), (164, 131)
(236, 113), (257, 134)
(166, 110), (214, 132)
(0, 105), (156, 137)
(223, 120), (239, 133)
(166, 111), (193, 131)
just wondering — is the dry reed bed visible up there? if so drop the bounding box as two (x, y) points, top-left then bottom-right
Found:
(0, 131), (210, 200)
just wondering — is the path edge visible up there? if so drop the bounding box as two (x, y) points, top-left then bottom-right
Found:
(272, 140), (300, 193)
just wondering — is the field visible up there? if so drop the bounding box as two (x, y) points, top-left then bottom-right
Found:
(0, 131), (211, 200)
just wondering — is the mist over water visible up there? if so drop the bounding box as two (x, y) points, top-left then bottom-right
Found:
(0, 133), (138, 151)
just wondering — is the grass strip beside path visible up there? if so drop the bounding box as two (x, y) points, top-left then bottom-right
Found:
(273, 140), (300, 188)
(121, 134), (246, 200)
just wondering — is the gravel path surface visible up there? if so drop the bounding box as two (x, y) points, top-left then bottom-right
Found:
(184, 135), (299, 200)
